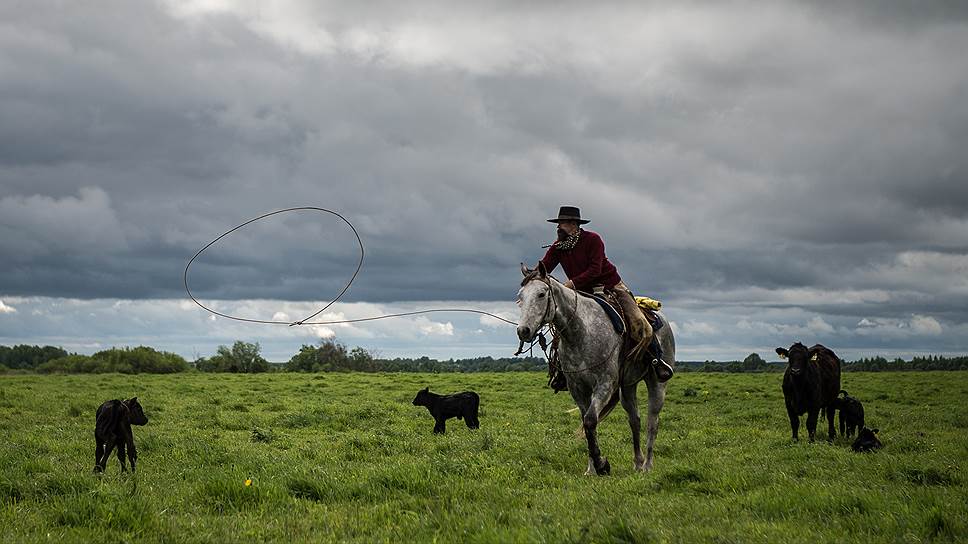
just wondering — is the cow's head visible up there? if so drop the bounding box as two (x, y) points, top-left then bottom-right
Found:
(123, 397), (148, 426)
(412, 387), (431, 407)
(775, 342), (819, 376)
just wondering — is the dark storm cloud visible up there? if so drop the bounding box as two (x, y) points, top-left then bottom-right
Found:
(1, 0), (967, 353)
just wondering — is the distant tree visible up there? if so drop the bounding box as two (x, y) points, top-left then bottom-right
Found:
(742, 353), (767, 372)
(91, 346), (190, 373)
(36, 354), (98, 374)
(0, 345), (68, 369)
(286, 339), (352, 372)
(200, 341), (269, 373)
(36, 347), (188, 374)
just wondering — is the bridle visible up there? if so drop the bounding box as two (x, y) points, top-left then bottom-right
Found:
(518, 272), (617, 374)
(520, 272), (577, 340)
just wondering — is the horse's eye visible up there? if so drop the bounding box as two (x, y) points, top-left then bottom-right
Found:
(537, 293), (545, 298)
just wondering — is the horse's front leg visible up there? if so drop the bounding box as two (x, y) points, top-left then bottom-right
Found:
(582, 386), (614, 476)
(643, 374), (666, 472)
(620, 384), (645, 471)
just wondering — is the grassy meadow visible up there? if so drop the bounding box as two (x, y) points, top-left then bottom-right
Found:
(0, 371), (965, 543)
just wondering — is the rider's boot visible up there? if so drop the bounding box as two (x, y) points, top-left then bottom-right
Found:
(613, 285), (674, 383)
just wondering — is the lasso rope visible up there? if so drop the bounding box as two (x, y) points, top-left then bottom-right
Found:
(183, 207), (518, 327)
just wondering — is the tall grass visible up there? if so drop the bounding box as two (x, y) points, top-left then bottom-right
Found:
(0, 371), (965, 542)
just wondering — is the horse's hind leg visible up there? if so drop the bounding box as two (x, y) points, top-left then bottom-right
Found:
(620, 384), (645, 471)
(643, 376), (666, 472)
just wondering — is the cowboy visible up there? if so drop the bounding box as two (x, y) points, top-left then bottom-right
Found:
(539, 206), (673, 382)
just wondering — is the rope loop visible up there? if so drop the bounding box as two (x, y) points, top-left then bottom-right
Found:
(184, 207), (518, 327)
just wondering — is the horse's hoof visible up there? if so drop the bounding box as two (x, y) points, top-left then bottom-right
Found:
(596, 458), (611, 476)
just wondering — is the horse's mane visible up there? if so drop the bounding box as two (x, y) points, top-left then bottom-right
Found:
(520, 268), (562, 287)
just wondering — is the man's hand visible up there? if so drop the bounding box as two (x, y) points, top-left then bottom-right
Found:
(564, 280), (575, 290)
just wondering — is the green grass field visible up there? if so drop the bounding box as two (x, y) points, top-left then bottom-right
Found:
(1, 371), (965, 543)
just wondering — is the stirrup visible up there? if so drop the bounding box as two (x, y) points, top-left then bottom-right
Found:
(548, 369), (568, 393)
(651, 358), (674, 383)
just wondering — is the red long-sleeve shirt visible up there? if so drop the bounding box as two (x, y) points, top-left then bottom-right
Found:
(540, 230), (622, 292)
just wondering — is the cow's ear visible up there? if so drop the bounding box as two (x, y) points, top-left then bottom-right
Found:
(422, 387), (428, 393)
(872, 428), (879, 434)
(775, 348), (788, 359)
(131, 397), (138, 402)
(810, 353), (819, 362)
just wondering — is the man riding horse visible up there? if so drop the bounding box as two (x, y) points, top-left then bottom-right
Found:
(538, 206), (674, 383)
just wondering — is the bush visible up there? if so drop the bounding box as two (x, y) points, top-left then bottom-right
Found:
(0, 345), (68, 369)
(197, 341), (269, 373)
(286, 339), (373, 372)
(36, 347), (189, 374)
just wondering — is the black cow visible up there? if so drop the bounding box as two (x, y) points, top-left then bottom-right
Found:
(837, 390), (865, 438)
(93, 398), (148, 473)
(412, 387), (480, 434)
(776, 343), (842, 442)
(852, 427), (882, 452)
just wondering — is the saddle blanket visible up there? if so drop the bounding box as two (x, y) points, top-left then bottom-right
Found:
(585, 293), (626, 335)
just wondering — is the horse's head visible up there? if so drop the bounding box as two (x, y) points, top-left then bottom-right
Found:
(517, 262), (553, 342)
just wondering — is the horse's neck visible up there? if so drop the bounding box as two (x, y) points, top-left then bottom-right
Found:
(549, 282), (592, 340)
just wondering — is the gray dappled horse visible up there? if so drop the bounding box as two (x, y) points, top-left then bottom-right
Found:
(517, 263), (674, 475)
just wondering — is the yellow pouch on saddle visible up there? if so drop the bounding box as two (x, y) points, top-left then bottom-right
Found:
(635, 296), (662, 311)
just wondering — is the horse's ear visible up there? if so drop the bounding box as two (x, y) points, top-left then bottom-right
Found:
(521, 262), (530, 276)
(537, 261), (548, 278)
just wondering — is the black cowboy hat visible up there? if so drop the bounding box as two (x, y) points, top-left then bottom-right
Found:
(547, 206), (590, 224)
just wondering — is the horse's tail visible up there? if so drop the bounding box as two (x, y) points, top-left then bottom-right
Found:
(598, 389), (622, 422)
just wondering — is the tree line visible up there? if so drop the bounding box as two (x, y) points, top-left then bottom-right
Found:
(1, 343), (965, 374)
(0, 341), (545, 374)
(677, 353), (968, 372)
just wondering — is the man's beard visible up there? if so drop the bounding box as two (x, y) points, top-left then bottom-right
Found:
(556, 228), (568, 241)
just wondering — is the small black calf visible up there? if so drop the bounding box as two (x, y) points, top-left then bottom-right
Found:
(94, 398), (148, 473)
(851, 427), (882, 452)
(412, 387), (480, 434)
(837, 390), (865, 438)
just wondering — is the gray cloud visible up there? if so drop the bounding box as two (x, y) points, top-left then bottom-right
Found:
(1, 1), (967, 357)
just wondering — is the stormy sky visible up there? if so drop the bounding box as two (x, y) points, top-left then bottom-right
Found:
(1, 1), (967, 361)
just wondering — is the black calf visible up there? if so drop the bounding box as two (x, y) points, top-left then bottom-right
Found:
(94, 398), (148, 473)
(837, 390), (865, 438)
(851, 427), (882, 452)
(412, 387), (480, 434)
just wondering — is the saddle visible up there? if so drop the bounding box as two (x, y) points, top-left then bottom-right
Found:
(579, 290), (663, 335)
(547, 289), (665, 392)
(579, 291), (626, 335)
